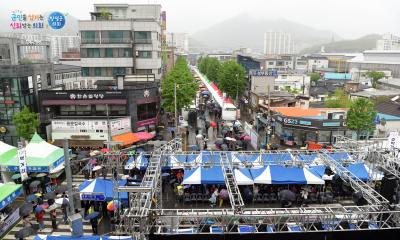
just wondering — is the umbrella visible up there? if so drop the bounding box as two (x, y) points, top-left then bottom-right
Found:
(30, 180), (41, 188)
(44, 192), (56, 199)
(201, 90), (210, 95)
(161, 173), (170, 177)
(89, 151), (100, 157)
(101, 148), (110, 153)
(71, 154), (77, 158)
(225, 137), (236, 142)
(219, 189), (229, 200)
(107, 200), (120, 211)
(196, 134), (203, 139)
(55, 197), (69, 206)
(84, 211), (100, 220)
(241, 135), (251, 141)
(35, 205), (44, 213)
(14, 227), (34, 239)
(46, 203), (61, 212)
(93, 165), (103, 171)
(210, 121), (217, 128)
(55, 185), (68, 194)
(26, 194), (37, 202)
(40, 203), (49, 209)
(89, 158), (97, 165)
(19, 203), (33, 217)
(36, 173), (47, 178)
(278, 190), (296, 202)
(11, 173), (21, 180)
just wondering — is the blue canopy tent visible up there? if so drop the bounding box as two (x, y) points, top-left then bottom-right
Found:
(34, 235), (133, 240)
(182, 167), (225, 185)
(124, 153), (148, 171)
(261, 152), (292, 163)
(298, 154), (318, 162)
(230, 153), (260, 165)
(251, 165), (324, 185)
(79, 178), (128, 203)
(199, 151), (221, 165)
(330, 153), (351, 161)
(346, 163), (370, 181)
(233, 168), (254, 185)
(308, 165), (334, 180)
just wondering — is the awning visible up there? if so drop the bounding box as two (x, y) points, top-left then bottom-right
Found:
(53, 140), (105, 148)
(112, 132), (140, 146)
(251, 165), (324, 185)
(133, 132), (155, 141)
(346, 163), (369, 181)
(0, 141), (17, 164)
(182, 167), (225, 185)
(261, 153), (292, 163)
(234, 168), (254, 185)
(0, 183), (23, 210)
(79, 178), (128, 202)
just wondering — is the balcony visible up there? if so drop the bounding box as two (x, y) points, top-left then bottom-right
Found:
(134, 39), (152, 44)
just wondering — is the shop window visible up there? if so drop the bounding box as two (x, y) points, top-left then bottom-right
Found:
(137, 102), (157, 121)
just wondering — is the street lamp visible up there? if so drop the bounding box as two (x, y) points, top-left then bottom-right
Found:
(235, 73), (239, 104)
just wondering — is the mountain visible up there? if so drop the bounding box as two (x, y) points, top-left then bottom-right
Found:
(301, 34), (381, 54)
(190, 14), (341, 52)
(0, 12), (79, 36)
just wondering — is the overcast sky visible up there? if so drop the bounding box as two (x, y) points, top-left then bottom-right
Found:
(1, 0), (399, 38)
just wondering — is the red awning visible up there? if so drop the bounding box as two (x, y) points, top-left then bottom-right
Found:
(112, 132), (141, 146)
(133, 132), (155, 141)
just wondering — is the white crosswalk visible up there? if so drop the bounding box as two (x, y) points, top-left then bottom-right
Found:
(2, 174), (108, 239)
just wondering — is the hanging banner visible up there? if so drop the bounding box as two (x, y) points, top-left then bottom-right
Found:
(17, 143), (28, 181)
(388, 131), (399, 150)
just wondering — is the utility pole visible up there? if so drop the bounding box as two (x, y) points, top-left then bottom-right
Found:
(63, 139), (74, 214)
(236, 73), (239, 104)
(267, 85), (271, 148)
(106, 104), (111, 150)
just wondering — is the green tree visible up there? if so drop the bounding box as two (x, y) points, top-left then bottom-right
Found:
(205, 57), (221, 83)
(198, 57), (209, 75)
(161, 57), (197, 114)
(308, 72), (321, 83)
(13, 106), (39, 141)
(325, 89), (352, 108)
(218, 60), (246, 99)
(281, 86), (300, 95)
(346, 98), (377, 139)
(366, 71), (385, 88)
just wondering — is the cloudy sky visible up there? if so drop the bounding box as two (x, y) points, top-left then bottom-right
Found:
(1, 0), (399, 38)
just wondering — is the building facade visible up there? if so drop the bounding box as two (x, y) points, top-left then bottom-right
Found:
(166, 32), (189, 54)
(0, 37), (54, 146)
(50, 35), (81, 61)
(376, 33), (400, 51)
(79, 4), (163, 82)
(348, 50), (400, 78)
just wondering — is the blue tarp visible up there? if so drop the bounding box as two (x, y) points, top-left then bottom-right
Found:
(324, 72), (352, 80)
(298, 154), (318, 162)
(79, 178), (128, 202)
(308, 165), (326, 178)
(251, 165), (324, 184)
(330, 153), (351, 161)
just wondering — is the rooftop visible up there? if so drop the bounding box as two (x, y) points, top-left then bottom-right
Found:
(375, 101), (400, 117)
(350, 88), (400, 98)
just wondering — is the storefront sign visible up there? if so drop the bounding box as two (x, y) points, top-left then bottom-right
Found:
(0, 208), (20, 236)
(277, 115), (345, 129)
(136, 117), (158, 128)
(52, 117), (131, 135)
(283, 118), (312, 126)
(81, 193), (105, 201)
(249, 70), (278, 77)
(17, 143), (28, 181)
(3, 100), (15, 105)
(44, 90), (126, 100)
(244, 122), (259, 149)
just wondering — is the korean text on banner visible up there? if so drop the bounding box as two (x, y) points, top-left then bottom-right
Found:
(17, 143), (28, 181)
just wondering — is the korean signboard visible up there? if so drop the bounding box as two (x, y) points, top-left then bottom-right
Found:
(10, 10), (66, 30)
(51, 117), (131, 135)
(43, 90), (126, 100)
(249, 70), (278, 77)
(17, 143), (28, 181)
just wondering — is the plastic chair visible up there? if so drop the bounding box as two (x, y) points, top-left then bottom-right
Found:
(270, 193), (277, 202)
(262, 194), (270, 203)
(255, 194), (263, 203)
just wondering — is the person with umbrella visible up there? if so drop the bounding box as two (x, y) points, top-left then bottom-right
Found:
(50, 208), (57, 230)
(90, 215), (99, 234)
(35, 207), (45, 232)
(218, 188), (229, 207)
(60, 193), (69, 223)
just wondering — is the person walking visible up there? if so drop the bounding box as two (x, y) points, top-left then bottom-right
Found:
(90, 216), (98, 235)
(36, 209), (45, 232)
(50, 209), (57, 230)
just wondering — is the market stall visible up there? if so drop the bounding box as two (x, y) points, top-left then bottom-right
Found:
(0, 183), (23, 237)
(79, 178), (128, 203)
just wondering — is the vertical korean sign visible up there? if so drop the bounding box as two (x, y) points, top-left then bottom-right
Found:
(17, 142), (28, 181)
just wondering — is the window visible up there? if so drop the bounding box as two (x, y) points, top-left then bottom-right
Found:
(113, 67), (125, 75)
(94, 68), (102, 77)
(102, 31), (130, 43)
(82, 68), (89, 77)
(110, 105), (126, 115)
(137, 102), (157, 121)
(137, 51), (152, 58)
(81, 31), (99, 44)
(95, 105), (106, 115)
(134, 31), (151, 44)
(87, 48), (100, 58)
(268, 62), (274, 65)
(136, 69), (152, 74)
(123, 48), (132, 57)
(105, 48), (113, 57)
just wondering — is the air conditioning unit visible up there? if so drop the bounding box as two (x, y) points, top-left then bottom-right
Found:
(72, 81), (80, 90)
(87, 79), (95, 89)
(80, 79), (88, 89)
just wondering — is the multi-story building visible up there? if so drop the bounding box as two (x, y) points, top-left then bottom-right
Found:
(79, 3), (163, 83)
(274, 74), (311, 96)
(348, 50), (400, 78)
(50, 36), (81, 61)
(264, 55), (295, 73)
(376, 33), (400, 51)
(0, 37), (54, 146)
(207, 53), (233, 62)
(307, 55), (329, 72)
(264, 32), (295, 55)
(166, 32), (189, 54)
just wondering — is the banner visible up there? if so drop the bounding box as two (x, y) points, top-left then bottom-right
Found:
(388, 131), (399, 150)
(17, 143), (28, 181)
(0, 208), (20, 237)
